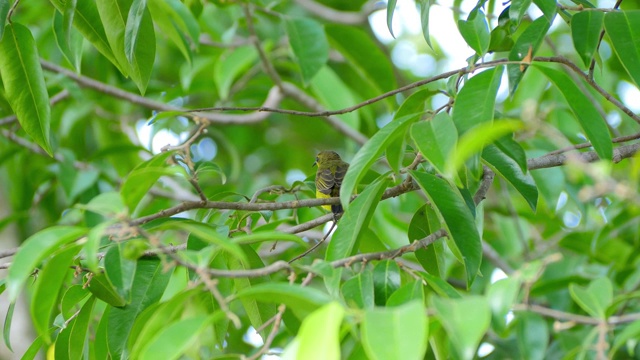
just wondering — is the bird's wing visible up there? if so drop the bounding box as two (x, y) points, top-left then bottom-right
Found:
(331, 162), (349, 197)
(316, 167), (335, 196)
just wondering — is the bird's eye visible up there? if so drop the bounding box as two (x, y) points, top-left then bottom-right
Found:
(316, 157), (319, 162)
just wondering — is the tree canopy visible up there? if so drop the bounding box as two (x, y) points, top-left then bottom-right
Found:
(1, 0), (640, 359)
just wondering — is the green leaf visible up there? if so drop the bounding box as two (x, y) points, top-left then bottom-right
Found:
(128, 289), (201, 358)
(410, 171), (481, 287)
(107, 258), (172, 359)
(447, 120), (524, 181)
(571, 11), (604, 67)
(139, 315), (217, 360)
(235, 283), (331, 319)
(569, 277), (613, 319)
(387, 280), (424, 307)
(86, 272), (127, 307)
(372, 260), (401, 306)
(104, 244), (137, 302)
(340, 113), (420, 210)
(147, 0), (199, 64)
(78, 191), (127, 216)
(65, 296), (96, 360)
(230, 244), (276, 339)
(0, 0), (9, 40)
(507, 16), (551, 94)
(361, 300), (428, 360)
(285, 17), (328, 84)
(452, 66), (504, 134)
(458, 9), (490, 56)
(326, 176), (389, 261)
(418, 272), (461, 298)
(83, 221), (114, 273)
(611, 320), (640, 356)
(534, 65), (612, 160)
(61, 285), (90, 319)
(295, 302), (345, 360)
(325, 25), (397, 94)
(418, 0), (433, 48)
(3, 301), (14, 351)
(0, 23), (52, 155)
(96, 0), (155, 94)
(482, 145), (538, 211)
(509, 0), (533, 24)
(410, 205), (445, 278)
(341, 270), (374, 309)
(604, 11), (640, 88)
(214, 46), (258, 100)
(310, 66), (359, 129)
(21, 336), (44, 360)
(494, 135), (528, 172)
(386, 0), (397, 37)
(124, 0), (147, 63)
(7, 226), (87, 302)
(53, 4), (84, 71)
(49, 0), (120, 70)
(411, 112), (457, 175)
(432, 296), (490, 360)
(31, 244), (81, 343)
(516, 312), (548, 360)
(120, 158), (188, 213)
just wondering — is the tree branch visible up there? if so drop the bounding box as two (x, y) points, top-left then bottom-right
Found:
(39, 60), (284, 124)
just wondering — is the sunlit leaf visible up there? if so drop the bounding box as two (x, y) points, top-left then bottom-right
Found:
(0, 23), (52, 155)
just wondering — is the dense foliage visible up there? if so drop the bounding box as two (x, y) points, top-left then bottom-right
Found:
(1, 0), (640, 359)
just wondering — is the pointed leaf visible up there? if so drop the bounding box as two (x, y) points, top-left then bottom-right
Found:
(410, 171), (481, 287)
(572, 11), (604, 67)
(0, 23), (52, 155)
(372, 260), (401, 306)
(107, 258), (172, 359)
(340, 113), (420, 210)
(386, 0), (397, 37)
(604, 11), (640, 88)
(7, 226), (87, 302)
(458, 9), (490, 56)
(409, 205), (445, 278)
(31, 244), (81, 343)
(49, 0), (120, 69)
(482, 144), (538, 211)
(326, 176), (389, 261)
(341, 270), (374, 309)
(411, 112), (457, 175)
(535, 65), (612, 160)
(507, 16), (551, 94)
(452, 66), (503, 134)
(569, 277), (612, 319)
(418, 0), (433, 48)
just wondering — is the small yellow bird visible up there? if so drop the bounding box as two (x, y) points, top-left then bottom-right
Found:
(313, 151), (349, 216)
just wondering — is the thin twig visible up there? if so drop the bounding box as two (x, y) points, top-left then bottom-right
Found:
(288, 220), (337, 263)
(39, 60), (284, 124)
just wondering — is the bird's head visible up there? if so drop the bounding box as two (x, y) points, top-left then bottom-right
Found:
(313, 151), (342, 167)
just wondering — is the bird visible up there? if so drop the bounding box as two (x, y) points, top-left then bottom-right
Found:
(313, 151), (349, 217)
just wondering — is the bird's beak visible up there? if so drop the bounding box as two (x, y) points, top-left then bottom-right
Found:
(312, 160), (317, 167)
